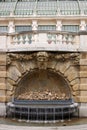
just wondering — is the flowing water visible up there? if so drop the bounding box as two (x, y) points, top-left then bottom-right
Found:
(0, 117), (87, 126)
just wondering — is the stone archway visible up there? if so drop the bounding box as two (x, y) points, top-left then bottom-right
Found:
(6, 52), (80, 102)
(14, 70), (71, 100)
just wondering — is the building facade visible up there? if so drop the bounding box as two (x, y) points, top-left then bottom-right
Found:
(0, 0), (87, 118)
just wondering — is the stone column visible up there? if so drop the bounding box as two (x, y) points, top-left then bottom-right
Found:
(79, 20), (86, 31)
(32, 20), (38, 31)
(8, 21), (15, 33)
(56, 20), (62, 31)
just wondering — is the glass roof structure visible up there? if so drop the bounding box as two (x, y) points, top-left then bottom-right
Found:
(0, 0), (87, 16)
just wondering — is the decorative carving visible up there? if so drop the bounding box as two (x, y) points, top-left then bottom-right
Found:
(8, 21), (15, 33)
(36, 52), (48, 69)
(7, 52), (79, 66)
(54, 53), (79, 64)
(17, 90), (69, 100)
(32, 20), (38, 30)
(7, 52), (80, 102)
(56, 20), (62, 31)
(80, 20), (86, 31)
(7, 53), (34, 62)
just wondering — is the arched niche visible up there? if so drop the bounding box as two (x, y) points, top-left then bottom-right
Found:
(14, 70), (71, 100)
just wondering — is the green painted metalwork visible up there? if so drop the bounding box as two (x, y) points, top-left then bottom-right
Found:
(0, 0), (86, 16)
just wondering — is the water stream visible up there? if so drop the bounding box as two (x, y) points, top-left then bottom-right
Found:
(0, 117), (87, 126)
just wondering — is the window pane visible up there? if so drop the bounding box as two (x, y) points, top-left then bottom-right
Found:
(15, 26), (32, 32)
(62, 25), (79, 32)
(0, 26), (8, 32)
(38, 25), (56, 31)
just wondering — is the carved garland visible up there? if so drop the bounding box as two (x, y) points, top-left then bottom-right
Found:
(7, 52), (79, 67)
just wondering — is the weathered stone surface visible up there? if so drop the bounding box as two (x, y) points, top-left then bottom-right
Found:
(0, 54), (6, 65)
(80, 53), (87, 59)
(7, 78), (15, 86)
(67, 72), (78, 82)
(0, 96), (6, 102)
(78, 96), (87, 102)
(0, 103), (6, 116)
(7, 83), (13, 91)
(17, 90), (69, 100)
(80, 91), (87, 96)
(80, 72), (87, 77)
(74, 96), (79, 102)
(0, 71), (6, 78)
(70, 78), (79, 86)
(72, 84), (79, 91)
(0, 78), (5, 83)
(0, 90), (5, 96)
(80, 84), (87, 90)
(0, 66), (6, 71)
(80, 65), (87, 71)
(47, 61), (57, 70)
(0, 83), (6, 90)
(79, 103), (87, 117)
(80, 78), (87, 84)
(7, 66), (21, 81)
(6, 96), (12, 102)
(80, 59), (87, 65)
(7, 90), (13, 96)
(72, 91), (79, 96)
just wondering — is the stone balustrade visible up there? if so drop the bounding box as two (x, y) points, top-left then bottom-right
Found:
(7, 31), (79, 52)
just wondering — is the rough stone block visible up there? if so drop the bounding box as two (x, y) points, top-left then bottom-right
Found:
(0, 90), (5, 96)
(79, 96), (87, 102)
(80, 91), (87, 96)
(72, 84), (79, 91)
(80, 65), (87, 71)
(80, 59), (87, 65)
(0, 83), (6, 90)
(80, 78), (87, 84)
(7, 66), (21, 81)
(0, 54), (6, 65)
(80, 53), (87, 59)
(0, 96), (6, 102)
(70, 78), (79, 86)
(64, 66), (78, 82)
(0, 66), (6, 71)
(80, 72), (87, 77)
(80, 84), (87, 90)
(0, 71), (6, 78)
(7, 90), (13, 96)
(67, 73), (78, 81)
(7, 83), (13, 91)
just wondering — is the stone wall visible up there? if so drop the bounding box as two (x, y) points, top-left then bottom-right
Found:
(6, 52), (80, 102)
(0, 51), (87, 117)
(0, 53), (6, 116)
(79, 53), (87, 117)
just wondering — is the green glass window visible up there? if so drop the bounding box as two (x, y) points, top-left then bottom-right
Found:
(0, 26), (8, 32)
(62, 25), (79, 32)
(15, 25), (32, 32)
(38, 25), (56, 31)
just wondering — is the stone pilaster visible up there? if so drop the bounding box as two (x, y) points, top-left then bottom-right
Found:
(8, 21), (15, 33)
(79, 52), (87, 117)
(0, 53), (6, 116)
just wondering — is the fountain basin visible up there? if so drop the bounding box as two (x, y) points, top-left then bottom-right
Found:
(7, 99), (78, 121)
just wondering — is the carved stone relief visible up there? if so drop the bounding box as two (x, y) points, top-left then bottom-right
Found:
(6, 52), (80, 101)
